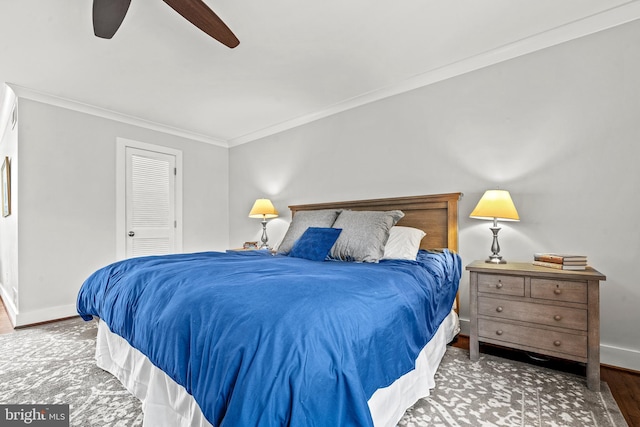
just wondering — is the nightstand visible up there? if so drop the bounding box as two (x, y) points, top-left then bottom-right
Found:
(466, 260), (606, 391)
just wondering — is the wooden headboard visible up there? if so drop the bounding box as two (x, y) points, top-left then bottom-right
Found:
(289, 192), (463, 313)
(288, 192), (462, 253)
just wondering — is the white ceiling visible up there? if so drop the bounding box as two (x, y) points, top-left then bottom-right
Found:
(1, 1), (638, 146)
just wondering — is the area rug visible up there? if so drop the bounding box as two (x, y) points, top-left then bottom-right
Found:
(0, 318), (142, 426)
(397, 347), (627, 427)
(0, 317), (628, 426)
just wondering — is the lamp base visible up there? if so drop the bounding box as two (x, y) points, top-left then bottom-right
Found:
(259, 218), (270, 249)
(485, 224), (507, 264)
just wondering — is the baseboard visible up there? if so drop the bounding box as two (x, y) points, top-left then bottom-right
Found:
(458, 317), (640, 373)
(601, 343), (640, 373)
(459, 317), (470, 336)
(14, 304), (78, 327)
(0, 284), (17, 326)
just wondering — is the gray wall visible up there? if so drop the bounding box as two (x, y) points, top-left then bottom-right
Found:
(4, 98), (229, 325)
(0, 88), (18, 320)
(229, 20), (640, 370)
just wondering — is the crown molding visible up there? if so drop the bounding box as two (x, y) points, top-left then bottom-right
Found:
(6, 84), (228, 148)
(7, 2), (640, 149)
(228, 1), (640, 147)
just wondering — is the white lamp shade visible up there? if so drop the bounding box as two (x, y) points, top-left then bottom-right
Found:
(248, 198), (279, 219)
(470, 190), (519, 221)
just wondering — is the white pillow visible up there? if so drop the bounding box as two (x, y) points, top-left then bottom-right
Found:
(382, 226), (426, 260)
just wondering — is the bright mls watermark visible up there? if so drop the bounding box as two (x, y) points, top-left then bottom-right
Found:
(0, 405), (69, 426)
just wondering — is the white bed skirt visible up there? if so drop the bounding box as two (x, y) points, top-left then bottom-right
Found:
(96, 310), (459, 427)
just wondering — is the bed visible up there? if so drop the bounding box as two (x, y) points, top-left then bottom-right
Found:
(77, 193), (462, 427)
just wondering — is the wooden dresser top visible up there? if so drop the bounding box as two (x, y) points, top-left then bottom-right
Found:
(466, 260), (606, 281)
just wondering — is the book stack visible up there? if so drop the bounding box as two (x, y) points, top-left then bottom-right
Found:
(533, 253), (588, 270)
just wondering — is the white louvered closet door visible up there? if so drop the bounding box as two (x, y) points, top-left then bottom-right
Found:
(125, 147), (176, 258)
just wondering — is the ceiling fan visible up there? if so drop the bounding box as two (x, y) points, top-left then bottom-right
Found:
(92, 0), (239, 48)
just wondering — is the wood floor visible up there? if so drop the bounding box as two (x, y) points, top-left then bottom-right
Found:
(0, 297), (13, 334)
(0, 297), (637, 426)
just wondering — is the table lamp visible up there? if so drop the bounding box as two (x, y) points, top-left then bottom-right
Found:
(248, 198), (279, 249)
(470, 190), (519, 264)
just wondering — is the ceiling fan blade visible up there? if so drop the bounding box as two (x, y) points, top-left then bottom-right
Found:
(162, 0), (239, 48)
(93, 0), (132, 39)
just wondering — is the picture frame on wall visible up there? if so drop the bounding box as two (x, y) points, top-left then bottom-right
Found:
(2, 156), (10, 217)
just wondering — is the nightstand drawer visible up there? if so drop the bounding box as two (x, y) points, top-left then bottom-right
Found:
(477, 273), (525, 296)
(478, 296), (587, 330)
(531, 279), (587, 304)
(478, 318), (587, 358)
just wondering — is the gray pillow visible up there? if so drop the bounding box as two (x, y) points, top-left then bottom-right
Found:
(277, 209), (341, 254)
(330, 210), (405, 263)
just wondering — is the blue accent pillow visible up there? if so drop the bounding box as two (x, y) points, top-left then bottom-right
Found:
(289, 227), (343, 261)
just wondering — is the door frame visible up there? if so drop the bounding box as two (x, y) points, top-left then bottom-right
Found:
(116, 137), (183, 260)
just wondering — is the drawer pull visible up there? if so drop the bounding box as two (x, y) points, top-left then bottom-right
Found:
(554, 315), (562, 321)
(496, 330), (503, 336)
(496, 281), (503, 289)
(496, 306), (503, 313)
(554, 289), (562, 295)
(553, 340), (561, 347)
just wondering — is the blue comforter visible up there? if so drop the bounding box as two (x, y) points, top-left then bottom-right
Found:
(77, 249), (461, 427)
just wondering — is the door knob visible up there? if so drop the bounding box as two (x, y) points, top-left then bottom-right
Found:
(128, 231), (135, 237)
